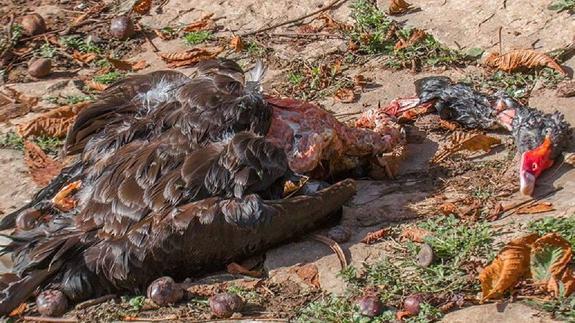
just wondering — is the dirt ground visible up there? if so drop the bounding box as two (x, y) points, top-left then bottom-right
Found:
(0, 0), (574, 322)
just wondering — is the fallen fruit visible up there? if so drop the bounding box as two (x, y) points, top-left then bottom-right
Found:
(417, 243), (434, 267)
(327, 225), (351, 243)
(355, 295), (384, 317)
(146, 276), (184, 306)
(36, 290), (68, 317)
(21, 13), (46, 36)
(209, 293), (244, 318)
(110, 16), (135, 40)
(28, 58), (52, 78)
(403, 294), (423, 315)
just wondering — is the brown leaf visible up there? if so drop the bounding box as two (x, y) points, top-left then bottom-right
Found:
(517, 202), (555, 214)
(394, 29), (426, 50)
(439, 119), (459, 131)
(72, 51), (97, 64)
(400, 226), (431, 243)
(230, 36), (244, 52)
(24, 141), (63, 186)
(479, 233), (539, 301)
(432, 132), (501, 163)
(17, 102), (90, 138)
(0, 87), (39, 122)
(160, 47), (224, 68)
(130, 60), (149, 71)
(9, 302), (27, 317)
(389, 0), (412, 15)
(361, 228), (389, 244)
(396, 310), (414, 320)
(334, 87), (356, 103)
(226, 262), (263, 278)
(133, 0), (152, 15)
(85, 80), (109, 92)
(348, 40), (359, 51)
(530, 233), (572, 284)
(182, 13), (215, 32)
(353, 74), (367, 89)
(107, 57), (133, 71)
(294, 264), (320, 288)
(153, 29), (176, 40)
(52, 180), (82, 212)
(484, 50), (566, 76)
(438, 202), (459, 215)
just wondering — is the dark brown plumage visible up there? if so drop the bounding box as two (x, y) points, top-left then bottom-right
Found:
(0, 59), (357, 315)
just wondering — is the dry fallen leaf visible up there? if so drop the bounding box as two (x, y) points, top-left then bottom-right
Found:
(439, 119), (459, 131)
(483, 50), (566, 76)
(294, 264), (321, 288)
(394, 29), (426, 50)
(517, 202), (555, 214)
(160, 47), (224, 68)
(153, 28), (176, 40)
(400, 226), (431, 243)
(24, 141), (63, 186)
(226, 262), (263, 278)
(389, 0), (412, 15)
(132, 0), (152, 15)
(230, 35), (244, 52)
(72, 51), (97, 64)
(8, 302), (27, 317)
(432, 132), (502, 163)
(107, 57), (133, 71)
(85, 80), (109, 92)
(334, 87), (356, 103)
(361, 228), (389, 244)
(0, 87), (39, 122)
(530, 233), (572, 284)
(130, 60), (149, 71)
(52, 180), (82, 212)
(17, 102), (90, 138)
(182, 13), (215, 32)
(353, 74), (367, 89)
(438, 202), (459, 215)
(480, 233), (539, 301)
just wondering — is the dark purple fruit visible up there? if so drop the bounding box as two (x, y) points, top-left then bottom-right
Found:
(403, 294), (423, 315)
(21, 13), (46, 36)
(146, 276), (184, 306)
(327, 225), (351, 243)
(110, 16), (135, 40)
(355, 295), (384, 317)
(417, 243), (434, 268)
(209, 293), (244, 318)
(28, 58), (51, 78)
(36, 289), (68, 317)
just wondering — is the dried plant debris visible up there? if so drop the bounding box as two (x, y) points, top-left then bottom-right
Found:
(17, 102), (90, 138)
(388, 0), (413, 15)
(361, 228), (389, 244)
(23, 140), (63, 186)
(483, 50), (566, 76)
(0, 87), (39, 122)
(432, 132), (502, 163)
(159, 47), (223, 68)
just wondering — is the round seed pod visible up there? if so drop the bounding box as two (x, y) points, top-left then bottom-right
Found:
(36, 289), (68, 317)
(209, 293), (244, 318)
(355, 295), (384, 317)
(110, 16), (135, 40)
(21, 13), (46, 36)
(403, 294), (424, 315)
(146, 276), (184, 306)
(28, 58), (52, 78)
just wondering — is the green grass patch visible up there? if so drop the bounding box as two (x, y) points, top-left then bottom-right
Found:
(0, 132), (63, 155)
(92, 71), (124, 85)
(60, 35), (101, 53)
(182, 31), (213, 45)
(527, 216), (575, 249)
(548, 0), (575, 12)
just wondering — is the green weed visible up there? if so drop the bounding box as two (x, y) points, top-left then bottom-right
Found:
(182, 31), (212, 45)
(60, 35), (101, 53)
(527, 216), (575, 247)
(92, 71), (124, 85)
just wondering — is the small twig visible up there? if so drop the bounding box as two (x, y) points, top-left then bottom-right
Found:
(240, 0), (348, 36)
(123, 315), (178, 322)
(139, 23), (159, 53)
(499, 186), (563, 219)
(75, 294), (116, 310)
(478, 12), (496, 27)
(498, 26), (503, 54)
(311, 234), (348, 268)
(271, 32), (345, 39)
(22, 316), (79, 322)
(156, 0), (170, 14)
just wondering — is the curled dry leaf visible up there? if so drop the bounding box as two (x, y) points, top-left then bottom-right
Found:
(230, 36), (244, 52)
(72, 51), (97, 64)
(400, 226), (431, 243)
(361, 228), (389, 244)
(160, 47), (224, 68)
(389, 0), (412, 15)
(294, 264), (320, 288)
(483, 50), (566, 76)
(394, 29), (427, 51)
(52, 180), (82, 212)
(133, 0), (152, 15)
(24, 141), (63, 186)
(8, 302), (27, 317)
(517, 202), (555, 214)
(480, 233), (539, 301)
(334, 87), (356, 103)
(130, 60), (149, 71)
(353, 74), (367, 89)
(226, 262), (263, 278)
(438, 202), (459, 215)
(182, 13), (215, 32)
(0, 87), (39, 122)
(432, 132), (501, 163)
(107, 57), (133, 71)
(530, 233), (572, 284)
(17, 102), (90, 138)
(85, 80), (109, 92)
(154, 29), (176, 40)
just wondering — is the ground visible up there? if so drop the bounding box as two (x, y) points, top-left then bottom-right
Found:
(0, 0), (575, 321)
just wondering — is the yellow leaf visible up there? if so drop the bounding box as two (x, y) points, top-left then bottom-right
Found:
(480, 233), (539, 301)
